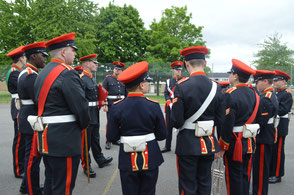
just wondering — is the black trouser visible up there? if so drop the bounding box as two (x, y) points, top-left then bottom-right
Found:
(253, 143), (273, 195)
(81, 124), (104, 169)
(270, 136), (286, 178)
(12, 118), (25, 177)
(177, 154), (214, 195)
(43, 155), (80, 195)
(224, 152), (252, 195)
(20, 133), (42, 195)
(120, 168), (159, 195)
(164, 106), (172, 149)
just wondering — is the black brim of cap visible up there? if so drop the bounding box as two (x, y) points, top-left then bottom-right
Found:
(70, 45), (78, 51)
(41, 51), (49, 56)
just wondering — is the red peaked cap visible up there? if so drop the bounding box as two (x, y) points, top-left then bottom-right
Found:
(118, 61), (150, 88)
(74, 66), (83, 71)
(228, 59), (255, 80)
(7, 46), (25, 60)
(23, 41), (48, 56)
(79, 54), (98, 62)
(254, 70), (275, 82)
(113, 61), (125, 69)
(274, 69), (291, 81)
(171, 61), (183, 69)
(46, 32), (78, 51)
(218, 81), (230, 88)
(180, 46), (208, 61)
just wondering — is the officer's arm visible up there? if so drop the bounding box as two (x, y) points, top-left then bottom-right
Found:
(25, 74), (38, 104)
(106, 105), (120, 142)
(102, 77), (108, 90)
(170, 85), (185, 128)
(219, 93), (236, 150)
(279, 93), (293, 116)
(62, 70), (89, 130)
(8, 71), (19, 92)
(214, 86), (225, 126)
(164, 80), (171, 101)
(256, 98), (273, 126)
(154, 103), (168, 140)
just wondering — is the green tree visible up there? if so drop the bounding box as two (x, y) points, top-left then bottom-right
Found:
(253, 33), (294, 73)
(95, 3), (148, 63)
(147, 6), (206, 62)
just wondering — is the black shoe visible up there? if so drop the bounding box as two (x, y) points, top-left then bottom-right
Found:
(112, 140), (121, 146)
(84, 167), (96, 178)
(105, 142), (111, 150)
(19, 185), (27, 194)
(161, 147), (171, 153)
(15, 172), (24, 179)
(268, 176), (281, 183)
(98, 156), (113, 168)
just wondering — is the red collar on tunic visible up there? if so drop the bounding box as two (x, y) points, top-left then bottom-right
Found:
(173, 75), (182, 79)
(83, 70), (93, 78)
(190, 71), (206, 76)
(277, 86), (287, 92)
(12, 64), (22, 71)
(127, 92), (144, 97)
(51, 58), (64, 64)
(262, 87), (274, 94)
(235, 83), (252, 88)
(26, 63), (39, 73)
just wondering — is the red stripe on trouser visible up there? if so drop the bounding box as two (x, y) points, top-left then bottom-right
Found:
(81, 130), (85, 169)
(15, 132), (22, 176)
(27, 138), (36, 195)
(224, 156), (230, 195)
(276, 137), (283, 177)
(248, 155), (252, 181)
(65, 157), (72, 195)
(258, 144), (265, 195)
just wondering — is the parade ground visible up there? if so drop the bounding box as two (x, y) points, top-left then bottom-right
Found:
(0, 103), (294, 195)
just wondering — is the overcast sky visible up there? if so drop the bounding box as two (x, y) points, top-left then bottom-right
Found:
(94, 0), (294, 72)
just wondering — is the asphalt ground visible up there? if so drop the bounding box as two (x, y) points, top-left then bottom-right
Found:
(0, 103), (293, 195)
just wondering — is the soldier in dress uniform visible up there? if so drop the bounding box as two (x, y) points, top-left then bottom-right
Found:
(161, 61), (183, 153)
(216, 59), (259, 195)
(171, 46), (225, 194)
(33, 32), (90, 195)
(269, 70), (293, 183)
(218, 81), (230, 93)
(106, 61), (167, 195)
(252, 70), (279, 195)
(18, 41), (48, 194)
(6, 46), (26, 178)
(103, 61), (128, 149)
(76, 54), (113, 178)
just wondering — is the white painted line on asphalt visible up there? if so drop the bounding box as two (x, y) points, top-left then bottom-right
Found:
(102, 167), (119, 195)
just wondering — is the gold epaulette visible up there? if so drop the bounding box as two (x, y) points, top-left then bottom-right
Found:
(286, 89), (291, 93)
(226, 87), (237, 94)
(114, 98), (125, 104)
(79, 73), (84, 78)
(177, 77), (189, 84)
(61, 63), (73, 70)
(26, 67), (33, 74)
(265, 92), (272, 98)
(145, 97), (159, 103)
(105, 75), (111, 77)
(11, 68), (16, 71)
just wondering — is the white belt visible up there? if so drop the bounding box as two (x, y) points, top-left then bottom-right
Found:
(180, 122), (195, 130)
(21, 99), (34, 105)
(233, 126), (243, 133)
(42, 115), (76, 124)
(280, 114), (288, 118)
(107, 95), (125, 99)
(11, 94), (19, 98)
(88, 101), (97, 106)
(121, 133), (155, 143)
(268, 117), (274, 124)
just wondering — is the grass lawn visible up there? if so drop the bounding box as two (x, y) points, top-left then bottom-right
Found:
(0, 91), (11, 103)
(145, 94), (166, 105)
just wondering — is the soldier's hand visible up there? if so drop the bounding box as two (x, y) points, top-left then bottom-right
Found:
(103, 105), (108, 112)
(215, 150), (225, 159)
